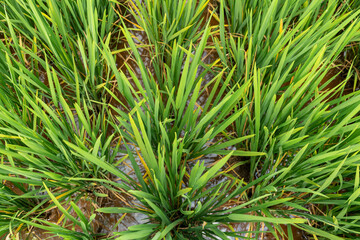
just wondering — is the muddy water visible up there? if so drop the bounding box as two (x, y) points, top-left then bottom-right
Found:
(109, 8), (152, 113)
(197, 4), (222, 109)
(219, 222), (307, 240)
(196, 49), (222, 109)
(98, 155), (148, 234)
(97, 194), (148, 234)
(227, 156), (251, 183)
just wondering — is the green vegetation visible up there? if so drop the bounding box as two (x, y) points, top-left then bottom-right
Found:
(0, 0), (360, 239)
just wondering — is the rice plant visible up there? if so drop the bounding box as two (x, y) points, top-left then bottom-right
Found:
(0, 0), (118, 103)
(212, 0), (360, 238)
(126, 0), (210, 83)
(1, 0), (360, 239)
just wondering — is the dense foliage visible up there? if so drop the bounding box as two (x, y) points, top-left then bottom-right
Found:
(0, 0), (360, 239)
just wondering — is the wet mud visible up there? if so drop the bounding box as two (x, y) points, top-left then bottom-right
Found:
(220, 222), (307, 240)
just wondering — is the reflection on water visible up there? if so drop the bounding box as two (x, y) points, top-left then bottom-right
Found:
(219, 222), (307, 240)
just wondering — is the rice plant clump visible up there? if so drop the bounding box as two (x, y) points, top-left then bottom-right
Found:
(1, 0), (360, 239)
